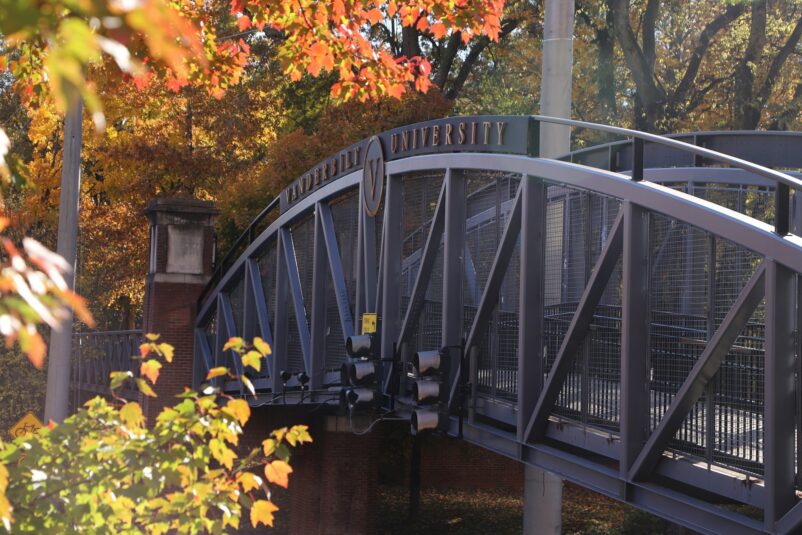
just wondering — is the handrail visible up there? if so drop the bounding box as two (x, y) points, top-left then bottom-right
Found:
(532, 115), (802, 192)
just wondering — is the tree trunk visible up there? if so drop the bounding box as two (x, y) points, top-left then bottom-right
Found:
(595, 3), (617, 121)
(733, 0), (767, 130)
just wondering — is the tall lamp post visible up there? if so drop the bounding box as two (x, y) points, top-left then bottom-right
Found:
(44, 99), (83, 423)
(523, 1), (575, 533)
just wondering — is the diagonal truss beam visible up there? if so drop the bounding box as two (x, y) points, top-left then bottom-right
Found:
(396, 180), (446, 350)
(280, 227), (312, 373)
(246, 259), (273, 344)
(452, 184), (522, 407)
(628, 262), (766, 481)
(524, 211), (624, 443)
(319, 203), (356, 340)
(194, 328), (213, 386)
(464, 183), (523, 353)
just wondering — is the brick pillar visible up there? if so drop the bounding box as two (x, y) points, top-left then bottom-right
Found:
(141, 198), (217, 420)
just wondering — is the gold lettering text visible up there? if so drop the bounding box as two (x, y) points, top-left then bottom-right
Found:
(445, 123), (453, 145)
(458, 122), (467, 144)
(496, 122), (507, 145)
(421, 126), (430, 147)
(482, 122), (492, 144)
(391, 134), (399, 153)
(471, 122), (478, 144)
(413, 128), (418, 149)
(402, 130), (410, 151)
(432, 125), (440, 145)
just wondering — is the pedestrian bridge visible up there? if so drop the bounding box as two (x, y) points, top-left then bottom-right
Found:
(83, 116), (802, 534)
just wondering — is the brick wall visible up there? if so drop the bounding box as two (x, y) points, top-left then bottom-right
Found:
(141, 279), (204, 420)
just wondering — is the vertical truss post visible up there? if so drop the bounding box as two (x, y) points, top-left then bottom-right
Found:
(517, 176), (546, 441)
(309, 204), (328, 390)
(355, 183), (365, 320)
(442, 170), (466, 400)
(242, 262), (258, 343)
(272, 229), (289, 392)
(775, 184), (790, 236)
(632, 138), (644, 182)
(764, 259), (796, 529)
(380, 173), (403, 396)
(621, 201), (650, 480)
(363, 203), (378, 314)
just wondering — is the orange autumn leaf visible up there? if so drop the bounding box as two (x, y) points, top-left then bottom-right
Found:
(140, 359), (162, 384)
(264, 460), (292, 488)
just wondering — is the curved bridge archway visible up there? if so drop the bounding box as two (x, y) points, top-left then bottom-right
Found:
(194, 116), (802, 535)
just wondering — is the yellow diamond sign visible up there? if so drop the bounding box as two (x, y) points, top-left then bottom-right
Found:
(9, 412), (44, 439)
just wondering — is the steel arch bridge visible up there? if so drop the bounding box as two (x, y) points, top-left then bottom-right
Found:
(192, 116), (802, 535)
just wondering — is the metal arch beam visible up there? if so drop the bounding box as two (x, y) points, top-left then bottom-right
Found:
(319, 202), (356, 340)
(197, 150), (802, 323)
(280, 227), (312, 373)
(523, 211), (623, 443)
(628, 263), (766, 482)
(385, 154), (802, 274)
(396, 179), (446, 350)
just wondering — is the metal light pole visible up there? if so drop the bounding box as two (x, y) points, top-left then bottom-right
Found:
(522, 1), (575, 533)
(44, 99), (83, 423)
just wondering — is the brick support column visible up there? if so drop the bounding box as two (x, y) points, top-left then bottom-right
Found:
(242, 409), (379, 535)
(141, 198), (217, 420)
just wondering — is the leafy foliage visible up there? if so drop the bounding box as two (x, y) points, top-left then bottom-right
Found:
(0, 336), (310, 533)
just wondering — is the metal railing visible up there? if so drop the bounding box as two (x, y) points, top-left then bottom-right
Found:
(71, 330), (142, 400)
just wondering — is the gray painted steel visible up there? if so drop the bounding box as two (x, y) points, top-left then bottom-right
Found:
(83, 117), (802, 534)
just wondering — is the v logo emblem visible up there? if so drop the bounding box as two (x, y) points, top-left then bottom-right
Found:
(367, 159), (380, 198)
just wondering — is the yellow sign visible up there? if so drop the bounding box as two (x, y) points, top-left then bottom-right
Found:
(9, 412), (44, 439)
(361, 313), (377, 334)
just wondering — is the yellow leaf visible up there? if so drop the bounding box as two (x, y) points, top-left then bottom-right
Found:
(136, 378), (157, 397)
(241, 350), (261, 372)
(119, 402), (144, 430)
(223, 337), (244, 352)
(253, 337), (271, 356)
(224, 399), (250, 426)
(207, 367), (229, 380)
(145, 333), (160, 341)
(264, 460), (292, 488)
(158, 343), (174, 362)
(237, 472), (262, 492)
(262, 438), (276, 456)
(140, 359), (162, 384)
(242, 375), (256, 396)
(250, 499), (278, 528)
(210, 438), (237, 470)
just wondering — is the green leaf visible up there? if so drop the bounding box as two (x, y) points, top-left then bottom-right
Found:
(110, 371), (133, 390)
(136, 378), (157, 397)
